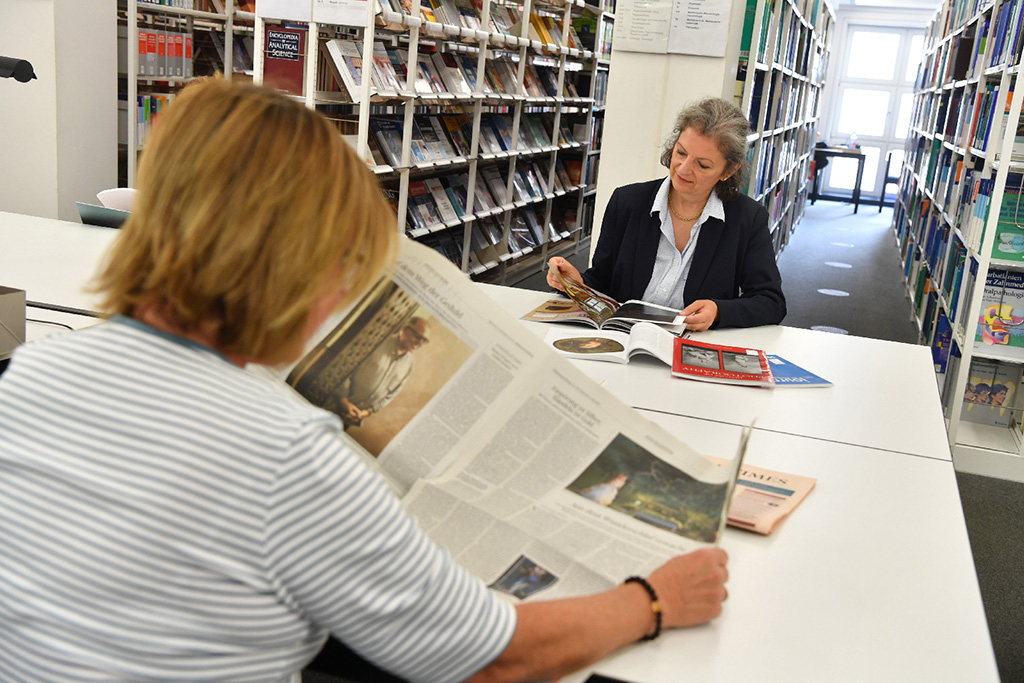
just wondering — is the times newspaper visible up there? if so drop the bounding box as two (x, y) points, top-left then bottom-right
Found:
(257, 237), (747, 604)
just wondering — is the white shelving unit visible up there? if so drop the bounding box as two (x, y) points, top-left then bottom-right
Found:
(121, 1), (255, 185)
(892, 0), (1024, 480)
(252, 0), (610, 283)
(739, 0), (835, 255)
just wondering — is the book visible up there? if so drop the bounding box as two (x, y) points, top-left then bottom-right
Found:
(764, 354), (831, 388)
(323, 39), (364, 99)
(989, 173), (1024, 261)
(430, 52), (472, 96)
(263, 26), (306, 96)
(259, 237), (751, 603)
(522, 270), (686, 334)
(369, 119), (404, 167)
(962, 358), (1020, 427)
(672, 337), (774, 388)
(424, 177), (460, 224)
(407, 179), (445, 231)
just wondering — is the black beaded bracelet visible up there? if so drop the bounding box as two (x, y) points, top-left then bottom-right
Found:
(624, 576), (662, 641)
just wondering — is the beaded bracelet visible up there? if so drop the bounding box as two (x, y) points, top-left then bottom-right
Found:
(623, 575), (662, 641)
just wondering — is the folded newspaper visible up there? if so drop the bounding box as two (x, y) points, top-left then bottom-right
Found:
(257, 238), (748, 604)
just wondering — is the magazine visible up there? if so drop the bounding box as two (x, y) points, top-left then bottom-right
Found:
(522, 268), (687, 334)
(544, 322), (675, 366)
(708, 456), (817, 535)
(672, 337), (774, 388)
(765, 354), (832, 388)
(255, 237), (750, 604)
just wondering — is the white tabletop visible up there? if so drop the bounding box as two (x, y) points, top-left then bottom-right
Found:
(481, 284), (952, 462)
(1, 210), (116, 314)
(566, 414), (998, 683)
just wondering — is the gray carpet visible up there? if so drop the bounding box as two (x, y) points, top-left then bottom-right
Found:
(777, 202), (919, 343)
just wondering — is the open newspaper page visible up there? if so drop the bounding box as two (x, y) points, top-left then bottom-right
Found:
(266, 237), (746, 603)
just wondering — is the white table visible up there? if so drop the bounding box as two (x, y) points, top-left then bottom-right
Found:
(1, 210), (115, 314)
(481, 283), (952, 462)
(1, 211), (998, 682)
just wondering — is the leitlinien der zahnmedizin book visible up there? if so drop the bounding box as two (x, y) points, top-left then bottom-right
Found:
(249, 236), (749, 606)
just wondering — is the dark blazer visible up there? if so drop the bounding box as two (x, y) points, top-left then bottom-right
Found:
(583, 179), (786, 329)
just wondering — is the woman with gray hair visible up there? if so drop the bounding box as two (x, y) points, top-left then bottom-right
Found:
(547, 97), (786, 331)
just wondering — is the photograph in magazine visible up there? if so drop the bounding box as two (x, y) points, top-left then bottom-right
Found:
(552, 336), (627, 355)
(565, 433), (731, 544)
(286, 278), (473, 456)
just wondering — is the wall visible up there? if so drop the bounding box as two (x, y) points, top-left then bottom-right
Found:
(0, 0), (117, 220)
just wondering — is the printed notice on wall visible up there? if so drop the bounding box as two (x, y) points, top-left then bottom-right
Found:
(314, 0), (373, 26)
(258, 0), (312, 21)
(617, 0), (730, 57)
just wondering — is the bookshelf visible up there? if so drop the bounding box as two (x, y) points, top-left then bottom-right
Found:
(738, 0), (835, 255)
(251, 0), (611, 283)
(120, 1), (256, 186)
(891, 0), (1024, 475)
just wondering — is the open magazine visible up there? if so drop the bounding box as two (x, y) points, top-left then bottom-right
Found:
(544, 322), (676, 365)
(258, 237), (749, 605)
(522, 267), (686, 334)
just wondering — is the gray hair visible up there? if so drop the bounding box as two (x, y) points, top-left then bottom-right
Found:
(659, 98), (751, 200)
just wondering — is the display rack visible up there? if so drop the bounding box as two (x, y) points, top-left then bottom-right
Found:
(738, 0), (835, 255)
(252, 0), (611, 284)
(891, 0), (1024, 471)
(119, 1), (256, 186)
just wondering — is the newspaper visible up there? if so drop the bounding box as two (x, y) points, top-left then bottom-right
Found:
(260, 237), (747, 603)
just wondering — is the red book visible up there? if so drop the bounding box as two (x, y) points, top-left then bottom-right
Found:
(263, 25), (306, 96)
(671, 337), (774, 388)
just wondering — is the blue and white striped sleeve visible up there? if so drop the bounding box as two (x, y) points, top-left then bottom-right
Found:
(263, 418), (516, 683)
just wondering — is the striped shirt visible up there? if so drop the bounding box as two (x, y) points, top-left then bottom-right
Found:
(642, 177), (726, 309)
(0, 317), (515, 682)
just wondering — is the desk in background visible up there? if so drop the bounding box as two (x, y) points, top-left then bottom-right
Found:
(812, 147), (867, 213)
(482, 284), (951, 462)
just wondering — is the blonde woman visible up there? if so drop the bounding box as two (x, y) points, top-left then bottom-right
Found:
(0, 79), (728, 682)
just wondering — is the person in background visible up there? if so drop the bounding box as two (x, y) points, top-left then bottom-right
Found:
(547, 97), (786, 332)
(0, 78), (728, 682)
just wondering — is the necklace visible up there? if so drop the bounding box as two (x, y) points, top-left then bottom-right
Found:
(668, 195), (704, 222)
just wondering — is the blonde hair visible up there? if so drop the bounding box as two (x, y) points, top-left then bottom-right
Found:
(94, 78), (397, 361)
(660, 98), (751, 200)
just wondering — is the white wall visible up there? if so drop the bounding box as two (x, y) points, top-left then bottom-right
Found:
(0, 0), (117, 221)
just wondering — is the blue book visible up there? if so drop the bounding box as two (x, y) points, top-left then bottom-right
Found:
(765, 354), (832, 388)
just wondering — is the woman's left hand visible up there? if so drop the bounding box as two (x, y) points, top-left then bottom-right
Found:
(681, 299), (718, 332)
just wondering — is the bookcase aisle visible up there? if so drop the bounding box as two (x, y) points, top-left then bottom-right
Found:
(737, 0), (835, 256)
(120, 1), (256, 186)
(892, 0), (1024, 468)
(241, 0), (613, 285)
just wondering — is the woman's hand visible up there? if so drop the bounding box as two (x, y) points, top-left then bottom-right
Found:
(647, 548), (730, 629)
(546, 257), (583, 292)
(682, 299), (719, 332)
